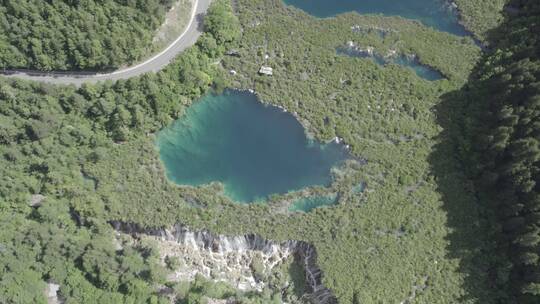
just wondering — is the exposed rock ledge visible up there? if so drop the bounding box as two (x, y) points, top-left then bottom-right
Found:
(111, 222), (338, 304)
(46, 282), (62, 304)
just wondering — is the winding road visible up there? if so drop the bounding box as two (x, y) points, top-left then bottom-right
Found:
(0, 0), (212, 86)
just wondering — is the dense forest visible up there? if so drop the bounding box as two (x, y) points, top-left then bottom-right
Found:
(454, 0), (506, 40)
(0, 1), (245, 303)
(456, 0), (540, 302)
(0, 0), (174, 71)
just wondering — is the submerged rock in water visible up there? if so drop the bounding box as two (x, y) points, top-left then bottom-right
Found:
(112, 222), (338, 304)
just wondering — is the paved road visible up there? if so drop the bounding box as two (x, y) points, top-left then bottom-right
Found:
(0, 0), (211, 86)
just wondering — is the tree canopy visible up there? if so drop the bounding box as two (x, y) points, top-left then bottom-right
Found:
(6, 0), (540, 302)
(0, 1), (243, 302)
(0, 0), (174, 71)
(457, 1), (540, 302)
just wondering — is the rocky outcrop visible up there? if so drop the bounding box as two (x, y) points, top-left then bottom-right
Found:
(45, 282), (63, 304)
(111, 222), (338, 304)
(29, 194), (46, 207)
(344, 41), (375, 57)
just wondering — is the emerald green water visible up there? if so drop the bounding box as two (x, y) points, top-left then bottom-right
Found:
(289, 195), (338, 212)
(283, 0), (468, 36)
(157, 90), (348, 203)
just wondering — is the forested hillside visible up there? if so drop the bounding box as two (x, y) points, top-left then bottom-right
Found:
(454, 0), (506, 40)
(0, 0), (174, 71)
(0, 1), (245, 302)
(456, 0), (540, 302)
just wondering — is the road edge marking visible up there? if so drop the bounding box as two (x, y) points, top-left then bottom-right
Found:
(108, 0), (200, 76)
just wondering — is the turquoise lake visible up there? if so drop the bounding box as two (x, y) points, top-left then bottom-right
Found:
(283, 0), (468, 36)
(157, 90), (348, 203)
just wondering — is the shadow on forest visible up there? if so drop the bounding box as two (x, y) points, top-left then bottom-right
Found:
(196, 13), (206, 32)
(428, 6), (516, 301)
(430, 84), (499, 303)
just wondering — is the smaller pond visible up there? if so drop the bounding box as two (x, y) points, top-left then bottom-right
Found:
(157, 90), (349, 203)
(283, 0), (468, 36)
(337, 47), (444, 81)
(351, 182), (366, 194)
(289, 194), (338, 212)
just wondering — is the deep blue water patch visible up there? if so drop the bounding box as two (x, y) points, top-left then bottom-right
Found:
(289, 194), (339, 212)
(157, 90), (349, 203)
(283, 0), (468, 36)
(337, 47), (444, 81)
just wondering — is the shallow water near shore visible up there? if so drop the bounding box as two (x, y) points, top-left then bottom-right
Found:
(157, 90), (348, 203)
(289, 195), (338, 212)
(337, 47), (444, 81)
(283, 0), (468, 36)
